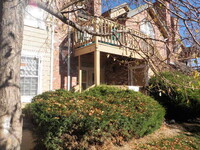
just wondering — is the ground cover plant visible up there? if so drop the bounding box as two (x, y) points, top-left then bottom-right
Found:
(149, 71), (200, 120)
(26, 86), (165, 150)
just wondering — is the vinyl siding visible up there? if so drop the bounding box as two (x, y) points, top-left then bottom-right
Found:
(22, 25), (52, 94)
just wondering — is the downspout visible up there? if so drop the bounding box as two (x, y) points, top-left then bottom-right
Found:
(50, 16), (55, 90)
(67, 12), (71, 91)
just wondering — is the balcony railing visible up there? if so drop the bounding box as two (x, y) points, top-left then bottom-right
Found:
(74, 17), (143, 46)
(73, 16), (162, 59)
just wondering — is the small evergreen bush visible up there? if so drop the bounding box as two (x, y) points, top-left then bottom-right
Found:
(149, 71), (200, 120)
(26, 86), (165, 149)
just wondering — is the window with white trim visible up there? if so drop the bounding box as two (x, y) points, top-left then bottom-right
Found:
(20, 56), (39, 96)
(140, 20), (155, 38)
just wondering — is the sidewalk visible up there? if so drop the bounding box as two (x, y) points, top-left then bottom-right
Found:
(21, 103), (35, 150)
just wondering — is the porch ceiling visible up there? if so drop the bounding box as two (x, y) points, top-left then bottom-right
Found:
(74, 42), (143, 59)
(74, 43), (96, 57)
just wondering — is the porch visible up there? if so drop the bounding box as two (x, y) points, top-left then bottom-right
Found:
(76, 52), (148, 92)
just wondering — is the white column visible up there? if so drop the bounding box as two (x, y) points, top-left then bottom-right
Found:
(78, 56), (82, 92)
(94, 50), (100, 86)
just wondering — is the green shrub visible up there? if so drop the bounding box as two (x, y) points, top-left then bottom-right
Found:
(149, 71), (200, 120)
(26, 86), (165, 150)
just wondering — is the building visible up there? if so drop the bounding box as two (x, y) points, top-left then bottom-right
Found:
(180, 46), (200, 73)
(66, 0), (179, 92)
(21, 0), (180, 101)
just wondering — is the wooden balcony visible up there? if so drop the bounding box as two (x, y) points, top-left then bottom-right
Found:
(73, 17), (163, 92)
(73, 17), (153, 59)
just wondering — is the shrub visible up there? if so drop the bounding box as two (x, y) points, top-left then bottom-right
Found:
(149, 71), (200, 120)
(26, 86), (165, 149)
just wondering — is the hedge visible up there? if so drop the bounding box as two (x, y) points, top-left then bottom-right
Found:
(25, 86), (165, 150)
(149, 71), (200, 120)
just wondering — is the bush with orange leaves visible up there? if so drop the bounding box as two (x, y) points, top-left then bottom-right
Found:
(25, 86), (165, 150)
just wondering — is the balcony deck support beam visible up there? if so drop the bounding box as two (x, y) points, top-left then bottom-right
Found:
(78, 55), (82, 92)
(94, 50), (100, 86)
(94, 36), (100, 86)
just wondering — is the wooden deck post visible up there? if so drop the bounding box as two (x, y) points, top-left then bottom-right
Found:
(94, 22), (101, 86)
(94, 50), (100, 86)
(78, 55), (82, 92)
(94, 20), (101, 86)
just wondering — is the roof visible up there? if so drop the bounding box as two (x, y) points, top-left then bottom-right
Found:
(102, 3), (152, 19)
(127, 4), (151, 18)
(109, 3), (130, 12)
(102, 3), (130, 18)
(101, 2), (171, 39)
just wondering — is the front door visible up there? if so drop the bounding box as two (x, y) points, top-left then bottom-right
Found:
(82, 68), (94, 90)
(87, 70), (94, 87)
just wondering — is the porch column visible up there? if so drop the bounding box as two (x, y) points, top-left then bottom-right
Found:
(94, 50), (100, 86)
(78, 55), (82, 92)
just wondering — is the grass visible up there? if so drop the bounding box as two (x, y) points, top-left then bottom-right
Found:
(135, 133), (200, 150)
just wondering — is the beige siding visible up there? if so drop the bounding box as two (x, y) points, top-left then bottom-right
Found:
(22, 25), (52, 93)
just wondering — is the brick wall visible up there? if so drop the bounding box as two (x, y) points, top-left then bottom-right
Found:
(53, 26), (78, 90)
(105, 57), (128, 85)
(125, 10), (167, 60)
(87, 0), (102, 16)
(53, 48), (78, 90)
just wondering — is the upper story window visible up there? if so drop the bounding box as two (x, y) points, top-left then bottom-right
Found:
(24, 5), (46, 29)
(140, 20), (155, 38)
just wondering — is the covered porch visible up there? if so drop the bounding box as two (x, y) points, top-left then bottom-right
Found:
(77, 51), (148, 92)
(73, 17), (153, 92)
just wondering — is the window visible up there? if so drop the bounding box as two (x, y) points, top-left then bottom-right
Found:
(24, 5), (46, 29)
(140, 20), (155, 38)
(20, 56), (39, 96)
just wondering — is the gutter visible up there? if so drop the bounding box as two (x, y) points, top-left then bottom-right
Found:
(50, 16), (55, 90)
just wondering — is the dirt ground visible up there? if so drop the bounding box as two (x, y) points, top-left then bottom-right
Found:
(91, 121), (200, 150)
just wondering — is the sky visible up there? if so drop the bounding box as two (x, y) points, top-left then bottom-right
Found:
(102, 0), (157, 12)
(102, 0), (199, 48)
(102, 0), (139, 12)
(188, 58), (200, 69)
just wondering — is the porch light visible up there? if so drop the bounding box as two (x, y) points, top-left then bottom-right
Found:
(107, 54), (110, 58)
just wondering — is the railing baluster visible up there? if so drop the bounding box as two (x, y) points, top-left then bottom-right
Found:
(73, 16), (155, 55)
(108, 21), (111, 44)
(105, 19), (107, 43)
(100, 19), (102, 41)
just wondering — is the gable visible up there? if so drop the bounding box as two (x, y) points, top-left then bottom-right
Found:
(127, 4), (150, 18)
(102, 3), (130, 19)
